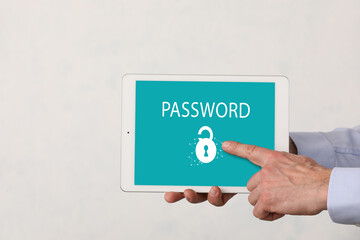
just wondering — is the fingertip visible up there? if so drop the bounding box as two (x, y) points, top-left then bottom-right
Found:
(164, 192), (184, 203)
(164, 192), (173, 203)
(209, 186), (220, 197)
(183, 189), (194, 197)
(208, 186), (223, 206)
(222, 141), (231, 150)
(222, 141), (242, 154)
(184, 189), (196, 202)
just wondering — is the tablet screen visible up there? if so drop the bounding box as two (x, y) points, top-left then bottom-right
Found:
(135, 81), (275, 187)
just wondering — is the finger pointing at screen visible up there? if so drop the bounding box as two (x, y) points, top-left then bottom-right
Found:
(222, 141), (331, 221)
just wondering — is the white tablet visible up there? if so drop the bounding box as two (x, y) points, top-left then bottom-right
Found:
(121, 74), (289, 193)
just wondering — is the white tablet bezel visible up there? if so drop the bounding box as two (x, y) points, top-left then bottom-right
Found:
(121, 74), (289, 193)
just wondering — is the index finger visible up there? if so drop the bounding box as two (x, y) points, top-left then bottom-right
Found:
(222, 141), (273, 167)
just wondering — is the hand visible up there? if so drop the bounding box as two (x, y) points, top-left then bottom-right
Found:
(222, 141), (332, 221)
(165, 186), (236, 207)
(164, 137), (298, 207)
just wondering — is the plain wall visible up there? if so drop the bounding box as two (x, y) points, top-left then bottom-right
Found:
(1, 0), (360, 239)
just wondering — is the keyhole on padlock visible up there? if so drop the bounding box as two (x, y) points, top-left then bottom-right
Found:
(204, 145), (209, 157)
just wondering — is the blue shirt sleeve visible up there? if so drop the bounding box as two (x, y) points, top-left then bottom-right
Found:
(290, 126), (360, 225)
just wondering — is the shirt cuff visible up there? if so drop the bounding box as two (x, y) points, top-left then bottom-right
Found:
(328, 168), (360, 225)
(290, 132), (335, 168)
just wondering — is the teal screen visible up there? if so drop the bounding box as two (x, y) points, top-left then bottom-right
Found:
(135, 81), (275, 186)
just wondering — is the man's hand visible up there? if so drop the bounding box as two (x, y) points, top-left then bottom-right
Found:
(164, 186), (236, 207)
(222, 141), (331, 221)
(164, 137), (331, 221)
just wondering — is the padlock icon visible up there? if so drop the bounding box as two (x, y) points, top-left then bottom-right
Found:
(195, 126), (217, 163)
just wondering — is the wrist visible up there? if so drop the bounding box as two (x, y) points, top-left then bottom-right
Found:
(318, 168), (332, 211)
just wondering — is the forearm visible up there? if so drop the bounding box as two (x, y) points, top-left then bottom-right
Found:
(290, 126), (360, 168)
(290, 126), (360, 225)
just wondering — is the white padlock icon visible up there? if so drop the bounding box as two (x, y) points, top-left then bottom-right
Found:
(195, 126), (217, 163)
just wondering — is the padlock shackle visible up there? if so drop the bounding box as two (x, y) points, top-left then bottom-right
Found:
(198, 126), (213, 141)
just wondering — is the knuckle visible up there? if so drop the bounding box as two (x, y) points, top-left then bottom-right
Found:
(252, 208), (259, 218)
(244, 144), (257, 156)
(278, 151), (288, 157)
(262, 192), (271, 203)
(266, 151), (279, 162)
(248, 195), (256, 206)
(227, 142), (238, 152)
(246, 182), (252, 192)
(253, 206), (263, 219)
(260, 191), (274, 207)
(260, 166), (276, 179)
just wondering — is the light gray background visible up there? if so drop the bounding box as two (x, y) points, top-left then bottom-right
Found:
(1, 0), (360, 239)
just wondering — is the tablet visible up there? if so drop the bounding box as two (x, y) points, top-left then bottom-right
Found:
(121, 74), (289, 193)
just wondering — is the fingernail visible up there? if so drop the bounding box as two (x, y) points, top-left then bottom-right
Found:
(222, 141), (230, 149)
(209, 187), (217, 197)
